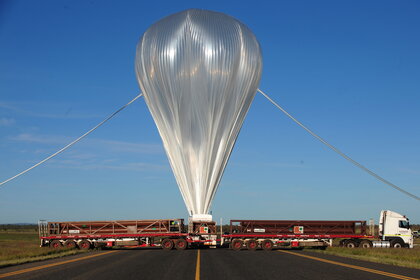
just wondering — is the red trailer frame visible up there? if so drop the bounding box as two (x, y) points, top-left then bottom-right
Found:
(39, 219), (218, 250)
(222, 219), (375, 250)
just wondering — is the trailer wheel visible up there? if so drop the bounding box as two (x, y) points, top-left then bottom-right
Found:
(175, 239), (187, 250)
(390, 239), (404, 248)
(246, 239), (258, 251)
(161, 239), (174, 250)
(63, 240), (77, 249)
(231, 239), (243, 251)
(78, 240), (91, 250)
(49, 240), (62, 249)
(344, 240), (357, 248)
(359, 240), (373, 249)
(261, 239), (273, 251)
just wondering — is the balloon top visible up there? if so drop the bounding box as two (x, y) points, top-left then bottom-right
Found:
(136, 9), (262, 215)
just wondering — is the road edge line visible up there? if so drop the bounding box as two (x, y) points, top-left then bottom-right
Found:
(277, 250), (419, 280)
(0, 251), (116, 278)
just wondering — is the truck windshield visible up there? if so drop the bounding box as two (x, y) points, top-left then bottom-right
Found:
(399, 220), (409, 229)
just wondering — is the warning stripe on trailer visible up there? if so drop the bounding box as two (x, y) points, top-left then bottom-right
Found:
(224, 234), (375, 239)
(41, 233), (189, 239)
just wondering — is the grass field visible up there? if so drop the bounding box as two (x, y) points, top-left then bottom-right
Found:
(307, 244), (420, 269)
(0, 231), (85, 268)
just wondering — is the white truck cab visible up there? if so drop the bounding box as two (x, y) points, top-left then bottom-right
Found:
(379, 210), (413, 248)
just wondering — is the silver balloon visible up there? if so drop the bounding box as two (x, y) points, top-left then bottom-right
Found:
(135, 9), (262, 215)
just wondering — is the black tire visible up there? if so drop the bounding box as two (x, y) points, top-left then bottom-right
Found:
(359, 240), (373, 249)
(344, 240), (357, 248)
(63, 240), (77, 249)
(49, 240), (62, 249)
(231, 239), (243, 251)
(261, 239), (273, 251)
(390, 239), (404, 248)
(174, 239), (188, 250)
(94, 242), (106, 249)
(161, 239), (174, 250)
(78, 240), (91, 250)
(246, 239), (258, 251)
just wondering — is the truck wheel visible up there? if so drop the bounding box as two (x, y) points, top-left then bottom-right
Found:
(63, 240), (77, 249)
(390, 239), (404, 248)
(50, 240), (62, 249)
(175, 239), (187, 250)
(359, 240), (372, 248)
(231, 239), (243, 251)
(78, 240), (91, 250)
(261, 239), (273, 251)
(161, 239), (174, 250)
(94, 242), (107, 249)
(246, 239), (258, 251)
(344, 240), (357, 248)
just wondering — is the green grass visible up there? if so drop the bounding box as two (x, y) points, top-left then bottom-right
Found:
(0, 232), (86, 268)
(306, 246), (420, 269)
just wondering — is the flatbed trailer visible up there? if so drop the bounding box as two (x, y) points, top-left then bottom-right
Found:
(39, 210), (414, 250)
(39, 218), (218, 250)
(222, 210), (415, 249)
(222, 219), (376, 250)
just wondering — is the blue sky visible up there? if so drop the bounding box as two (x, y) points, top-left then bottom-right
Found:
(0, 0), (419, 224)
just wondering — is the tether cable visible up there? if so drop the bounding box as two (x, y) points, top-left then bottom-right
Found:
(258, 88), (420, 201)
(0, 93), (143, 187)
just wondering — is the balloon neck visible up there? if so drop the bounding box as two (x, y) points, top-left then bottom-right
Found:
(191, 214), (213, 222)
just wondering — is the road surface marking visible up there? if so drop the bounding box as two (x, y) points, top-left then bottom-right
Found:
(278, 250), (419, 280)
(0, 251), (116, 279)
(195, 249), (201, 280)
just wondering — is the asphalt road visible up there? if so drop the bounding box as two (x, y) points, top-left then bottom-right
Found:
(0, 248), (419, 280)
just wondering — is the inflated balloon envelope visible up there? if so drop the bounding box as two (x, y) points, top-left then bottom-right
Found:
(135, 9), (262, 220)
